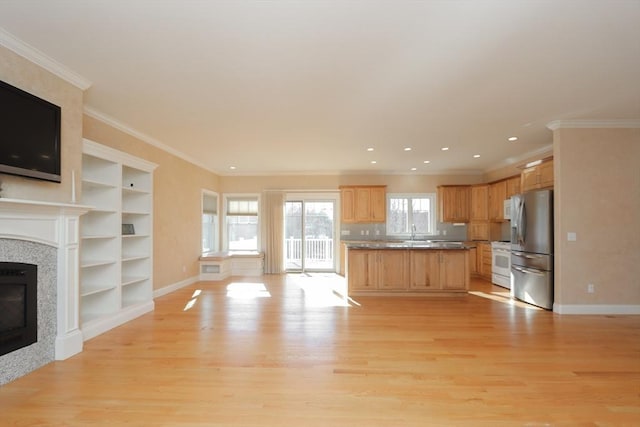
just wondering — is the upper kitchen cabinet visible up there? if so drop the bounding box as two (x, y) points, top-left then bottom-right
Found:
(505, 175), (521, 198)
(488, 180), (507, 222)
(470, 184), (489, 221)
(521, 159), (554, 192)
(437, 185), (470, 223)
(340, 185), (386, 223)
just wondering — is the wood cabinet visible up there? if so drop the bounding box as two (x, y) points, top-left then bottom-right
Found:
(489, 180), (507, 222)
(468, 221), (490, 241)
(347, 248), (469, 293)
(521, 159), (554, 192)
(440, 251), (469, 290)
(477, 242), (492, 280)
(470, 185), (489, 221)
(467, 245), (478, 275)
(346, 249), (378, 291)
(506, 175), (521, 198)
(80, 139), (157, 340)
(340, 185), (386, 223)
(409, 250), (441, 290)
(437, 185), (471, 223)
(378, 250), (408, 290)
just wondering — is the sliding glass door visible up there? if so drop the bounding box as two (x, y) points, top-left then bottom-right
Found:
(284, 200), (335, 271)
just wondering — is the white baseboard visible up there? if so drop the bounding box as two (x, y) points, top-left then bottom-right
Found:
(153, 276), (199, 298)
(553, 304), (640, 315)
(81, 301), (155, 341)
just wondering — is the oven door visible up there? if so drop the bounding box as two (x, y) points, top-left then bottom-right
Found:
(492, 247), (511, 278)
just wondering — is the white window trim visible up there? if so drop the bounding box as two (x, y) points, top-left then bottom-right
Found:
(386, 192), (437, 237)
(201, 189), (219, 254)
(223, 193), (261, 251)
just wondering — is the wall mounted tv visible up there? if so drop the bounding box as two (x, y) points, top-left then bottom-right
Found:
(0, 79), (61, 183)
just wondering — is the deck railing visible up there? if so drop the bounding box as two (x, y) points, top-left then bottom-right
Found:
(285, 237), (334, 269)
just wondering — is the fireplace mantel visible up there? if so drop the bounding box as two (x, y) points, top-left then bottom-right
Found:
(0, 198), (92, 360)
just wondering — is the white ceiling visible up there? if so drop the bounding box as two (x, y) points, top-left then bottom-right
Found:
(1, 0), (639, 176)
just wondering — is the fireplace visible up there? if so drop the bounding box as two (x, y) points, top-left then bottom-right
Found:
(0, 198), (89, 385)
(0, 262), (37, 357)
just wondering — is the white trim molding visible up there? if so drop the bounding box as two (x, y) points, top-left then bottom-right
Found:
(553, 304), (640, 315)
(547, 119), (640, 130)
(153, 276), (199, 299)
(0, 27), (92, 90)
(84, 106), (214, 174)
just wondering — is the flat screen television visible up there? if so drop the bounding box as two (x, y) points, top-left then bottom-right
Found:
(0, 79), (61, 183)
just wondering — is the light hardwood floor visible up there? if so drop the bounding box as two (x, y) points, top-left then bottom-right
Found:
(2, 274), (639, 426)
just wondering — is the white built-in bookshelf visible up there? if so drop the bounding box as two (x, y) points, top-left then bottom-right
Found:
(80, 139), (157, 340)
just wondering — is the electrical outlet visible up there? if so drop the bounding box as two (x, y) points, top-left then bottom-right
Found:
(587, 283), (595, 293)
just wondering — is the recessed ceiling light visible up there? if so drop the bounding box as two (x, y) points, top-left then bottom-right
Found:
(508, 136), (518, 142)
(423, 160), (430, 164)
(441, 147), (449, 151)
(404, 147), (412, 151)
(371, 160), (377, 164)
(410, 167), (417, 171)
(367, 147), (374, 152)
(473, 154), (481, 158)
(229, 166), (236, 170)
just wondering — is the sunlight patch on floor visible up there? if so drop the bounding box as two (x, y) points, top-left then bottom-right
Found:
(183, 289), (202, 311)
(226, 282), (272, 299)
(288, 273), (360, 307)
(468, 290), (542, 310)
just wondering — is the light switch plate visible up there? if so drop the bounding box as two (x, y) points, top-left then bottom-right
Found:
(567, 232), (577, 241)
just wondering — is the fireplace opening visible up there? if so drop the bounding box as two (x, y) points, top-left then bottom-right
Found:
(0, 263), (37, 357)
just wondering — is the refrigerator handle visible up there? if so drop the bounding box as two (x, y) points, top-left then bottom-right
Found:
(516, 198), (526, 246)
(513, 265), (545, 276)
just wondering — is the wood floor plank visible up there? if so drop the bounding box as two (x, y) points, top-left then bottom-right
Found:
(1, 275), (639, 426)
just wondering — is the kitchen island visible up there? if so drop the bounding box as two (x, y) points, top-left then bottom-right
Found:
(344, 241), (470, 295)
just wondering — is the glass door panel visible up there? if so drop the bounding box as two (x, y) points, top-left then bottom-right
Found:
(285, 200), (335, 272)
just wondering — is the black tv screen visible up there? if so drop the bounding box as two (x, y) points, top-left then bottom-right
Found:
(0, 79), (61, 183)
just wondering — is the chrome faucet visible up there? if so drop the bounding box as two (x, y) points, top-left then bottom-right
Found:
(411, 224), (417, 241)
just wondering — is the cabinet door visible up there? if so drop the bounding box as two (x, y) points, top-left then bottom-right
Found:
(370, 186), (386, 223)
(409, 250), (441, 290)
(354, 187), (371, 222)
(469, 221), (489, 241)
(440, 251), (469, 290)
(379, 250), (407, 290)
(341, 188), (356, 223)
(521, 167), (538, 193)
(479, 243), (492, 280)
(506, 176), (521, 198)
(347, 250), (378, 291)
(489, 180), (507, 222)
(538, 160), (554, 188)
(468, 246), (478, 275)
(438, 186), (470, 223)
(470, 185), (489, 221)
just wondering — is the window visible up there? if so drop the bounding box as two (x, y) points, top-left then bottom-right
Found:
(225, 195), (259, 251)
(386, 193), (436, 236)
(202, 191), (218, 253)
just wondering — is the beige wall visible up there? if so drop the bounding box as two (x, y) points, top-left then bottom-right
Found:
(554, 127), (640, 308)
(83, 115), (221, 290)
(0, 46), (83, 202)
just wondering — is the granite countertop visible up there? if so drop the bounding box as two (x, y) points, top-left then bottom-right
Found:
(345, 241), (471, 250)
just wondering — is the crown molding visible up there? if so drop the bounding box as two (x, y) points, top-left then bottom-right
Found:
(83, 106), (216, 174)
(0, 27), (92, 90)
(547, 119), (640, 130)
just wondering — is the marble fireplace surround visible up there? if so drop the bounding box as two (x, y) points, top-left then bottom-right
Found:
(0, 198), (90, 363)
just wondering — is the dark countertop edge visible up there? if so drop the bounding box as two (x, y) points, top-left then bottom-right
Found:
(345, 243), (471, 250)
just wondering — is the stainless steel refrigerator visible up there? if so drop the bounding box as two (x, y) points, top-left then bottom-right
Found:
(510, 189), (554, 309)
